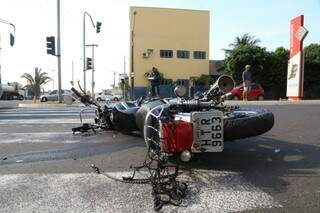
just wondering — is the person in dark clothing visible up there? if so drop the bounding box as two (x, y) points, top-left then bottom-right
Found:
(242, 65), (252, 101)
(148, 67), (161, 97)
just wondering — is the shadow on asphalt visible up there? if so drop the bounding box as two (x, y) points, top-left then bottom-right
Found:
(177, 136), (320, 195)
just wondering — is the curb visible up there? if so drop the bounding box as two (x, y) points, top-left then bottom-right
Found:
(18, 103), (83, 108)
(224, 100), (320, 105)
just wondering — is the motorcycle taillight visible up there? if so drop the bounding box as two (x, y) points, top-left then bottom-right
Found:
(161, 120), (193, 154)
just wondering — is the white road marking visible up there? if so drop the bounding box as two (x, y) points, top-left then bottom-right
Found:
(0, 171), (281, 213)
(0, 119), (81, 124)
(0, 132), (110, 143)
(0, 113), (86, 117)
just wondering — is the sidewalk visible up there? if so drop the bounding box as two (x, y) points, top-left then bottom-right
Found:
(2, 99), (320, 109)
(0, 100), (21, 109)
(224, 100), (320, 105)
(18, 101), (83, 108)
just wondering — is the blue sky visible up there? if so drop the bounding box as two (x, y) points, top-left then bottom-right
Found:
(129, 0), (320, 59)
(0, 0), (319, 90)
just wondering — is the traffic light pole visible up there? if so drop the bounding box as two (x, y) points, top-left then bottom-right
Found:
(0, 19), (16, 99)
(83, 12), (99, 94)
(57, 0), (62, 103)
(83, 14), (87, 93)
(85, 44), (98, 99)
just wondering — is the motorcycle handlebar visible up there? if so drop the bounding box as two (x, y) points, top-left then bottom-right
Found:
(71, 87), (82, 98)
(71, 87), (98, 107)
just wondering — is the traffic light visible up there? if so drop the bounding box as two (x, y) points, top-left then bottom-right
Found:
(96, 22), (102, 33)
(10, 33), (15, 46)
(86, 57), (92, 70)
(46, 36), (55, 55)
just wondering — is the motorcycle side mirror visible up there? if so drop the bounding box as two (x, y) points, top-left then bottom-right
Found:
(174, 85), (187, 98)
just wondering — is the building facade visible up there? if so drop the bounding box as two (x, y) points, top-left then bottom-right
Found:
(129, 7), (210, 98)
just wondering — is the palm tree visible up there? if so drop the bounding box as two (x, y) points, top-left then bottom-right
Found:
(230, 33), (261, 47)
(223, 33), (261, 55)
(21, 67), (52, 99)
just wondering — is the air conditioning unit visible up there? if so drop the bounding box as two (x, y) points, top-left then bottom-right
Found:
(142, 49), (153, 58)
(142, 52), (150, 58)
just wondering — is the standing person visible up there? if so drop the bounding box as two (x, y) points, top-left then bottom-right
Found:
(242, 65), (252, 101)
(148, 67), (161, 97)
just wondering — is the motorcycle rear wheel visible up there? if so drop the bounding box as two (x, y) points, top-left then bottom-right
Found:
(223, 108), (274, 141)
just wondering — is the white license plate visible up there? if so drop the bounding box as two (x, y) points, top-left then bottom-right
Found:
(191, 111), (224, 152)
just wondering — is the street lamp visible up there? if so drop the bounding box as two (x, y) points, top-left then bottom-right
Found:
(0, 18), (15, 98)
(0, 18), (15, 47)
(83, 12), (101, 94)
(130, 11), (137, 100)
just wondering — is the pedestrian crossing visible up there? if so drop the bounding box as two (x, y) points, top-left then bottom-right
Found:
(0, 106), (96, 140)
(0, 106), (95, 128)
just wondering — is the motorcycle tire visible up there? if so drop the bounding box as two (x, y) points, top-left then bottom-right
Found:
(224, 108), (274, 141)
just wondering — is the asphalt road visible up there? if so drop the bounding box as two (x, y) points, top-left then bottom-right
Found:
(0, 103), (319, 212)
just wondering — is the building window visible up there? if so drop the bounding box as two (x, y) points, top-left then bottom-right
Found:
(177, 50), (190, 59)
(194, 51), (206, 59)
(161, 79), (173, 85)
(160, 50), (173, 58)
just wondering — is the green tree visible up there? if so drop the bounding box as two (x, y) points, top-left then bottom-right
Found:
(21, 67), (52, 98)
(304, 43), (320, 98)
(224, 44), (271, 85)
(269, 47), (289, 98)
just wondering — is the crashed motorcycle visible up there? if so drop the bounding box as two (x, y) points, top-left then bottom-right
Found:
(71, 75), (274, 162)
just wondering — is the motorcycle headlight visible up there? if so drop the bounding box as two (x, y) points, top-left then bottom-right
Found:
(180, 150), (192, 162)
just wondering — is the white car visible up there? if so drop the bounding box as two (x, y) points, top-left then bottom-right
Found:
(40, 90), (75, 102)
(95, 91), (122, 102)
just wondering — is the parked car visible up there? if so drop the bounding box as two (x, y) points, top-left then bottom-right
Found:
(40, 89), (75, 102)
(225, 83), (264, 100)
(95, 91), (122, 102)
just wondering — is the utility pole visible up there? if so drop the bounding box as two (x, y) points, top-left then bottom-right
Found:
(130, 11), (137, 100)
(57, 0), (62, 103)
(71, 60), (74, 86)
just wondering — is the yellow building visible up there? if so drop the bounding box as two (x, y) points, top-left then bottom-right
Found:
(129, 6), (210, 98)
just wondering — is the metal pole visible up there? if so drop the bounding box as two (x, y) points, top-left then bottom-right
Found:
(91, 45), (95, 99)
(130, 11), (136, 100)
(0, 36), (2, 98)
(123, 56), (126, 100)
(83, 14), (86, 93)
(85, 44), (98, 98)
(57, 0), (62, 103)
(0, 19), (16, 99)
(71, 60), (74, 86)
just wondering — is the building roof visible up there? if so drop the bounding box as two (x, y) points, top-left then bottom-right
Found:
(130, 6), (210, 13)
